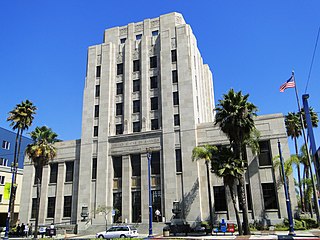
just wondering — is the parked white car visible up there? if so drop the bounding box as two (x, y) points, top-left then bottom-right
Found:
(96, 225), (138, 239)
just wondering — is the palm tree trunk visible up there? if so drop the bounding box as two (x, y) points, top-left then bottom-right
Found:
(239, 175), (250, 235)
(34, 165), (42, 239)
(228, 182), (242, 235)
(294, 137), (304, 212)
(205, 161), (214, 229)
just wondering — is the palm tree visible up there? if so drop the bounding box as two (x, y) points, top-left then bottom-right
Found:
(215, 89), (258, 235)
(211, 145), (244, 235)
(6, 100), (36, 227)
(300, 107), (319, 129)
(284, 112), (304, 211)
(192, 145), (215, 229)
(26, 126), (59, 239)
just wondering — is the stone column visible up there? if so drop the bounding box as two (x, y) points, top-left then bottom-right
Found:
(121, 155), (132, 223)
(140, 153), (149, 223)
(54, 163), (66, 222)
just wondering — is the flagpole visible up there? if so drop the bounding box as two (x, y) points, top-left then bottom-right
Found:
(292, 72), (320, 224)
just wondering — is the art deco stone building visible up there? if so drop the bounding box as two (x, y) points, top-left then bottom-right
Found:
(19, 12), (296, 230)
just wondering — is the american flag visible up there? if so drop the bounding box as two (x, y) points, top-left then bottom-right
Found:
(280, 75), (295, 92)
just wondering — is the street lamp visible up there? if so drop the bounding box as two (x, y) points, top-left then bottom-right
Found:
(146, 148), (153, 237)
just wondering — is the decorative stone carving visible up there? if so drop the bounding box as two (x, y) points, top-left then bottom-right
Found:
(135, 23), (143, 32)
(149, 47), (155, 56)
(132, 72), (139, 79)
(119, 27), (127, 36)
(117, 53), (123, 63)
(97, 55), (101, 65)
(133, 49), (139, 59)
(151, 20), (159, 28)
(176, 15), (183, 24)
(171, 38), (176, 49)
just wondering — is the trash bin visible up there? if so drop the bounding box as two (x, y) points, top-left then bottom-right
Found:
(163, 226), (170, 237)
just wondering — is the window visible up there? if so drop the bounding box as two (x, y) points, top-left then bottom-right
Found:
(262, 183), (278, 209)
(63, 196), (72, 217)
(214, 186), (227, 211)
(259, 141), (272, 166)
(133, 79), (140, 92)
(116, 124), (123, 135)
(96, 66), (101, 78)
(0, 194), (2, 203)
(171, 50), (177, 62)
(65, 162), (74, 182)
(133, 100), (140, 113)
(172, 70), (178, 83)
(2, 141), (10, 150)
(152, 30), (159, 36)
(117, 83), (123, 95)
(113, 156), (122, 178)
(175, 149), (182, 172)
(150, 56), (157, 68)
(151, 119), (159, 130)
(116, 103), (123, 116)
(31, 198), (37, 218)
(94, 105), (99, 118)
(136, 34), (142, 40)
(133, 122), (140, 132)
(152, 190), (162, 222)
(120, 38), (126, 44)
(131, 154), (141, 177)
(151, 152), (160, 174)
(0, 176), (4, 185)
(93, 126), (98, 137)
(0, 158), (8, 166)
(132, 191), (141, 223)
(95, 85), (100, 97)
(173, 92), (179, 105)
(49, 163), (58, 184)
(174, 114), (180, 126)
(47, 197), (56, 218)
(34, 165), (43, 184)
(133, 60), (140, 72)
(117, 63), (123, 75)
(237, 184), (252, 210)
(151, 97), (158, 110)
(113, 193), (122, 223)
(92, 157), (97, 180)
(150, 76), (158, 89)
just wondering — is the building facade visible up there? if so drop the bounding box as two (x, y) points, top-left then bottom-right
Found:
(19, 12), (296, 230)
(0, 127), (31, 226)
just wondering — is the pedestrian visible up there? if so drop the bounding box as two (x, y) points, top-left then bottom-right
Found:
(21, 223), (25, 237)
(155, 209), (161, 222)
(16, 224), (21, 236)
(28, 223), (33, 237)
(24, 224), (29, 237)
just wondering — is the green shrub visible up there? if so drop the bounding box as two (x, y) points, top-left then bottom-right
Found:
(300, 217), (318, 229)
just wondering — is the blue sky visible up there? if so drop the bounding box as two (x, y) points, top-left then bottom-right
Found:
(0, 0), (319, 155)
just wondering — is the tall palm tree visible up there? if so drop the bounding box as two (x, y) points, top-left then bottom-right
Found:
(215, 89), (258, 235)
(300, 107), (319, 129)
(26, 126), (59, 239)
(211, 145), (244, 235)
(284, 112), (304, 211)
(6, 100), (36, 227)
(192, 145), (215, 229)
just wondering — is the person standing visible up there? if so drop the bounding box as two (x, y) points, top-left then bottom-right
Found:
(24, 224), (29, 237)
(20, 223), (25, 237)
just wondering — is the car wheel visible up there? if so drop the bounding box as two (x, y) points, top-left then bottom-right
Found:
(120, 234), (126, 238)
(98, 235), (104, 239)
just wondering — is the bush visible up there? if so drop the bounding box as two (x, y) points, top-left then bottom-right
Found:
(300, 217), (318, 229)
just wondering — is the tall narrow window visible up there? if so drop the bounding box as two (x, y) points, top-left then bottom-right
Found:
(150, 76), (158, 89)
(151, 97), (158, 110)
(93, 126), (98, 137)
(116, 103), (123, 116)
(151, 152), (160, 174)
(150, 56), (157, 68)
(258, 141), (272, 166)
(132, 191), (141, 223)
(92, 157), (97, 180)
(133, 60), (140, 72)
(117, 83), (123, 95)
(131, 154), (141, 177)
(175, 149), (182, 172)
(116, 124), (123, 135)
(47, 197), (56, 218)
(171, 50), (177, 62)
(63, 196), (72, 217)
(262, 183), (278, 209)
(120, 38), (126, 44)
(113, 193), (122, 223)
(96, 66), (101, 78)
(65, 162), (74, 182)
(94, 105), (99, 118)
(2, 141), (10, 150)
(133, 100), (140, 113)
(0, 194), (2, 203)
(174, 114), (180, 126)
(31, 198), (37, 218)
(151, 119), (159, 130)
(173, 92), (179, 105)
(172, 70), (178, 83)
(113, 156), (122, 178)
(214, 186), (227, 211)
(136, 34), (142, 40)
(0, 176), (5, 185)
(133, 122), (141, 132)
(133, 79), (140, 92)
(152, 30), (159, 36)
(0, 158), (8, 166)
(95, 85), (100, 97)
(49, 163), (58, 184)
(117, 63), (123, 75)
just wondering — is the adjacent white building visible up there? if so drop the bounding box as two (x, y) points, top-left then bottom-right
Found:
(19, 12), (296, 231)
